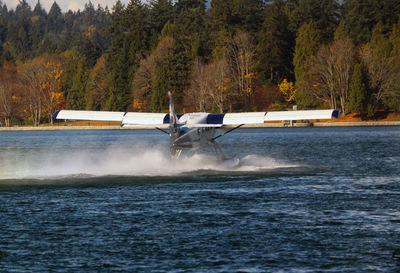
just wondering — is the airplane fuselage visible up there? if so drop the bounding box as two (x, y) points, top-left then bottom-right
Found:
(174, 126), (216, 150)
(172, 113), (217, 150)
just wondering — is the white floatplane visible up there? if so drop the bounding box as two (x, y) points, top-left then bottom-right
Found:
(53, 92), (339, 167)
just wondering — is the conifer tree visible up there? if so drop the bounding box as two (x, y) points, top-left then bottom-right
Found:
(31, 2), (47, 54)
(47, 2), (62, 34)
(149, 0), (174, 49)
(289, 0), (340, 41)
(293, 21), (321, 108)
(382, 19), (400, 111)
(151, 64), (171, 112)
(164, 0), (207, 103)
(66, 54), (88, 110)
(342, 0), (400, 45)
(348, 63), (367, 114)
(105, 1), (130, 111)
(334, 20), (348, 41)
(361, 21), (400, 110)
(256, 0), (294, 84)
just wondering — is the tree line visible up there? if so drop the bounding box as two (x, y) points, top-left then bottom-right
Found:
(0, 0), (400, 126)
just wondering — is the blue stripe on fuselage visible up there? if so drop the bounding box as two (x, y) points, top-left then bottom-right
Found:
(207, 114), (225, 124)
(163, 114), (183, 124)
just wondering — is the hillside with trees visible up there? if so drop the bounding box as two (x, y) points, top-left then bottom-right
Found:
(0, 0), (400, 126)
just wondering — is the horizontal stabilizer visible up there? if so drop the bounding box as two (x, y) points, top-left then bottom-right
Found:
(53, 110), (125, 121)
(264, 109), (339, 121)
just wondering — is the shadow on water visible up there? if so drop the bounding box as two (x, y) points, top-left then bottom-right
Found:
(0, 166), (318, 190)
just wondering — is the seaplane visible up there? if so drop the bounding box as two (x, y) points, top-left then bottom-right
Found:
(53, 92), (339, 167)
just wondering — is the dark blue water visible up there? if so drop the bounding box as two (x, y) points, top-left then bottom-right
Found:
(1, 127), (400, 272)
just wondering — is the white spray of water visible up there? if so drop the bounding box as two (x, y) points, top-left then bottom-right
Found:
(0, 143), (297, 180)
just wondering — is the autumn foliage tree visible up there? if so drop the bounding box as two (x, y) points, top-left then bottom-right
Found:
(187, 58), (230, 113)
(131, 35), (174, 112)
(85, 56), (109, 111)
(18, 58), (46, 126)
(278, 78), (296, 104)
(227, 31), (256, 110)
(18, 55), (65, 126)
(0, 63), (23, 126)
(41, 57), (65, 124)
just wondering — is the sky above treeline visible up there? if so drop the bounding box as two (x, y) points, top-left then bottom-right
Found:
(3, 0), (133, 12)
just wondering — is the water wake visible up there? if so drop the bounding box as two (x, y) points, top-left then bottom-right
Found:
(0, 144), (296, 181)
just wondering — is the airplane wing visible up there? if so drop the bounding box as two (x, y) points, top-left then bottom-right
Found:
(53, 110), (125, 121)
(264, 109), (339, 121)
(206, 113), (266, 125)
(53, 109), (339, 126)
(53, 110), (168, 126)
(122, 112), (168, 125)
(206, 109), (339, 125)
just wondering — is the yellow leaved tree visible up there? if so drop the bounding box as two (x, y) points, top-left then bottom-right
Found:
(278, 78), (296, 103)
(41, 59), (65, 124)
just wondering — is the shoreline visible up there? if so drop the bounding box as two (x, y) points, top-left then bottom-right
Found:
(1, 121), (400, 131)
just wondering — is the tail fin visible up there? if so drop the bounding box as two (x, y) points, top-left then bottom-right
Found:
(168, 91), (177, 127)
(168, 91), (179, 156)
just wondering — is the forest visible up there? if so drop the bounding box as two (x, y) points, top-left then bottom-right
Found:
(0, 0), (399, 126)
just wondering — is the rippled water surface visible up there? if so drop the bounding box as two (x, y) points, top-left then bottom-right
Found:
(1, 127), (400, 272)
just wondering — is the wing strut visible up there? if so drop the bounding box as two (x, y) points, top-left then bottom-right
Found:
(212, 124), (244, 141)
(156, 127), (169, 135)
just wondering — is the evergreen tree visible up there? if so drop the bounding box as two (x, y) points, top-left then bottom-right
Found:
(47, 2), (63, 34)
(257, 0), (294, 84)
(348, 63), (367, 114)
(0, 4), (7, 63)
(209, 0), (234, 34)
(149, 0), (174, 49)
(231, 0), (263, 34)
(165, 0), (207, 103)
(390, 19), (400, 55)
(106, 40), (132, 111)
(33, 1), (47, 17)
(15, 0), (31, 20)
(289, 0), (340, 41)
(209, 0), (263, 35)
(293, 21), (321, 107)
(151, 64), (169, 112)
(125, 0), (149, 60)
(343, 0), (400, 45)
(105, 1), (129, 111)
(63, 50), (88, 110)
(80, 35), (102, 68)
(0, 2), (8, 45)
(83, 1), (96, 26)
(31, 1), (47, 54)
(382, 19), (400, 111)
(361, 21), (398, 110)
(334, 20), (348, 41)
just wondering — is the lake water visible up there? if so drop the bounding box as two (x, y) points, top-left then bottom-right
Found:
(1, 127), (400, 272)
